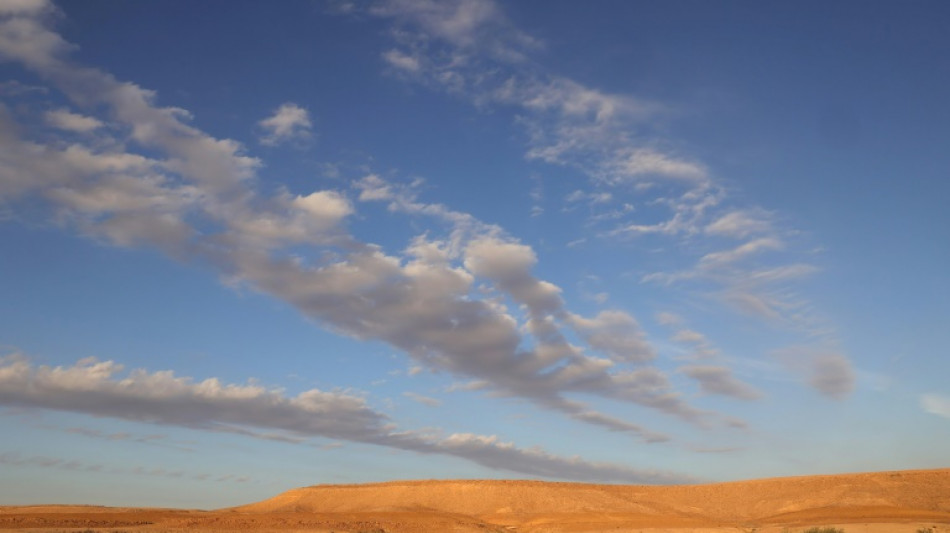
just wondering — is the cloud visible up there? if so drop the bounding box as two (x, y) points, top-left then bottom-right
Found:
(705, 209), (773, 239)
(0, 1), (73, 69)
(358, 0), (844, 377)
(698, 237), (784, 269)
(258, 102), (312, 146)
(612, 188), (723, 239)
(0, 355), (387, 441)
(403, 391), (441, 407)
(371, 0), (537, 60)
(655, 312), (682, 326)
(0, 354), (692, 484)
(20, 423), (197, 451)
(0, 79), (49, 95)
(920, 394), (950, 419)
(679, 365), (763, 401)
(64, 426), (179, 445)
(0, 0), (50, 15)
(668, 326), (720, 359)
(643, 235), (821, 332)
(431, 432), (695, 483)
(567, 310), (654, 364)
(688, 445), (744, 454)
(671, 329), (706, 345)
(383, 48), (422, 72)
(807, 352), (855, 400)
(773, 347), (855, 400)
(608, 148), (707, 184)
(364, 0), (704, 196)
(44, 108), (103, 132)
(565, 189), (612, 205)
(0, 451), (252, 483)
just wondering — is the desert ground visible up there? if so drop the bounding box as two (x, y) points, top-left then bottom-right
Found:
(1, 468), (948, 533)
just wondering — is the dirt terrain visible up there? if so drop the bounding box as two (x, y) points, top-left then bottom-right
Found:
(2, 468), (949, 532)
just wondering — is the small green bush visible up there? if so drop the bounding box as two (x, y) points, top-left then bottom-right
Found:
(802, 528), (845, 533)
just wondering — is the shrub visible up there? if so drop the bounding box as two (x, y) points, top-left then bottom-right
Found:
(802, 528), (845, 533)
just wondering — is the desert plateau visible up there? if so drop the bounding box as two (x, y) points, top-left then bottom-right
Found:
(2, 469), (948, 533)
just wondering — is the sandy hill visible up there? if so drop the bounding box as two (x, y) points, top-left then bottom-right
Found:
(234, 469), (950, 527)
(3, 469), (949, 532)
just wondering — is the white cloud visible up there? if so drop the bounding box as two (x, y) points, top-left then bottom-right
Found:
(0, 354), (386, 440)
(372, 0), (537, 58)
(613, 187), (723, 239)
(0, 2), (71, 70)
(920, 393), (950, 419)
(0, 0), (50, 15)
(609, 148), (707, 184)
(565, 189), (612, 205)
(698, 237), (784, 268)
(258, 102), (312, 146)
(44, 108), (103, 132)
(383, 48), (422, 72)
(705, 209), (773, 239)
(354, 173), (394, 201)
(671, 329), (706, 345)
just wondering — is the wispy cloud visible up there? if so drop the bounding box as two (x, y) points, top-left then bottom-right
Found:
(353, 0), (851, 399)
(363, 0), (700, 196)
(0, 451), (253, 483)
(0, 353), (693, 483)
(658, 315), (762, 401)
(679, 365), (764, 401)
(58, 426), (193, 451)
(705, 209), (775, 239)
(403, 391), (442, 407)
(920, 393), (950, 419)
(258, 102), (312, 146)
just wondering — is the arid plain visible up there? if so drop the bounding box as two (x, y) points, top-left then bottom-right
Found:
(1, 469), (948, 533)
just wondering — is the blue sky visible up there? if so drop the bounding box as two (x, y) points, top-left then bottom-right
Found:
(0, 0), (948, 508)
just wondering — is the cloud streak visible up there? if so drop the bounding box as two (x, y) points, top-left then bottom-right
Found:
(0, 354), (693, 484)
(0, 451), (252, 483)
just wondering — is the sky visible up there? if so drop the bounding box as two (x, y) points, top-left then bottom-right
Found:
(0, 0), (948, 509)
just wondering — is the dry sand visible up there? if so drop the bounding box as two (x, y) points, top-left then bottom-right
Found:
(2, 468), (948, 532)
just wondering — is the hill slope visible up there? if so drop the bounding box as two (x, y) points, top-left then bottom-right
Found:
(234, 468), (950, 527)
